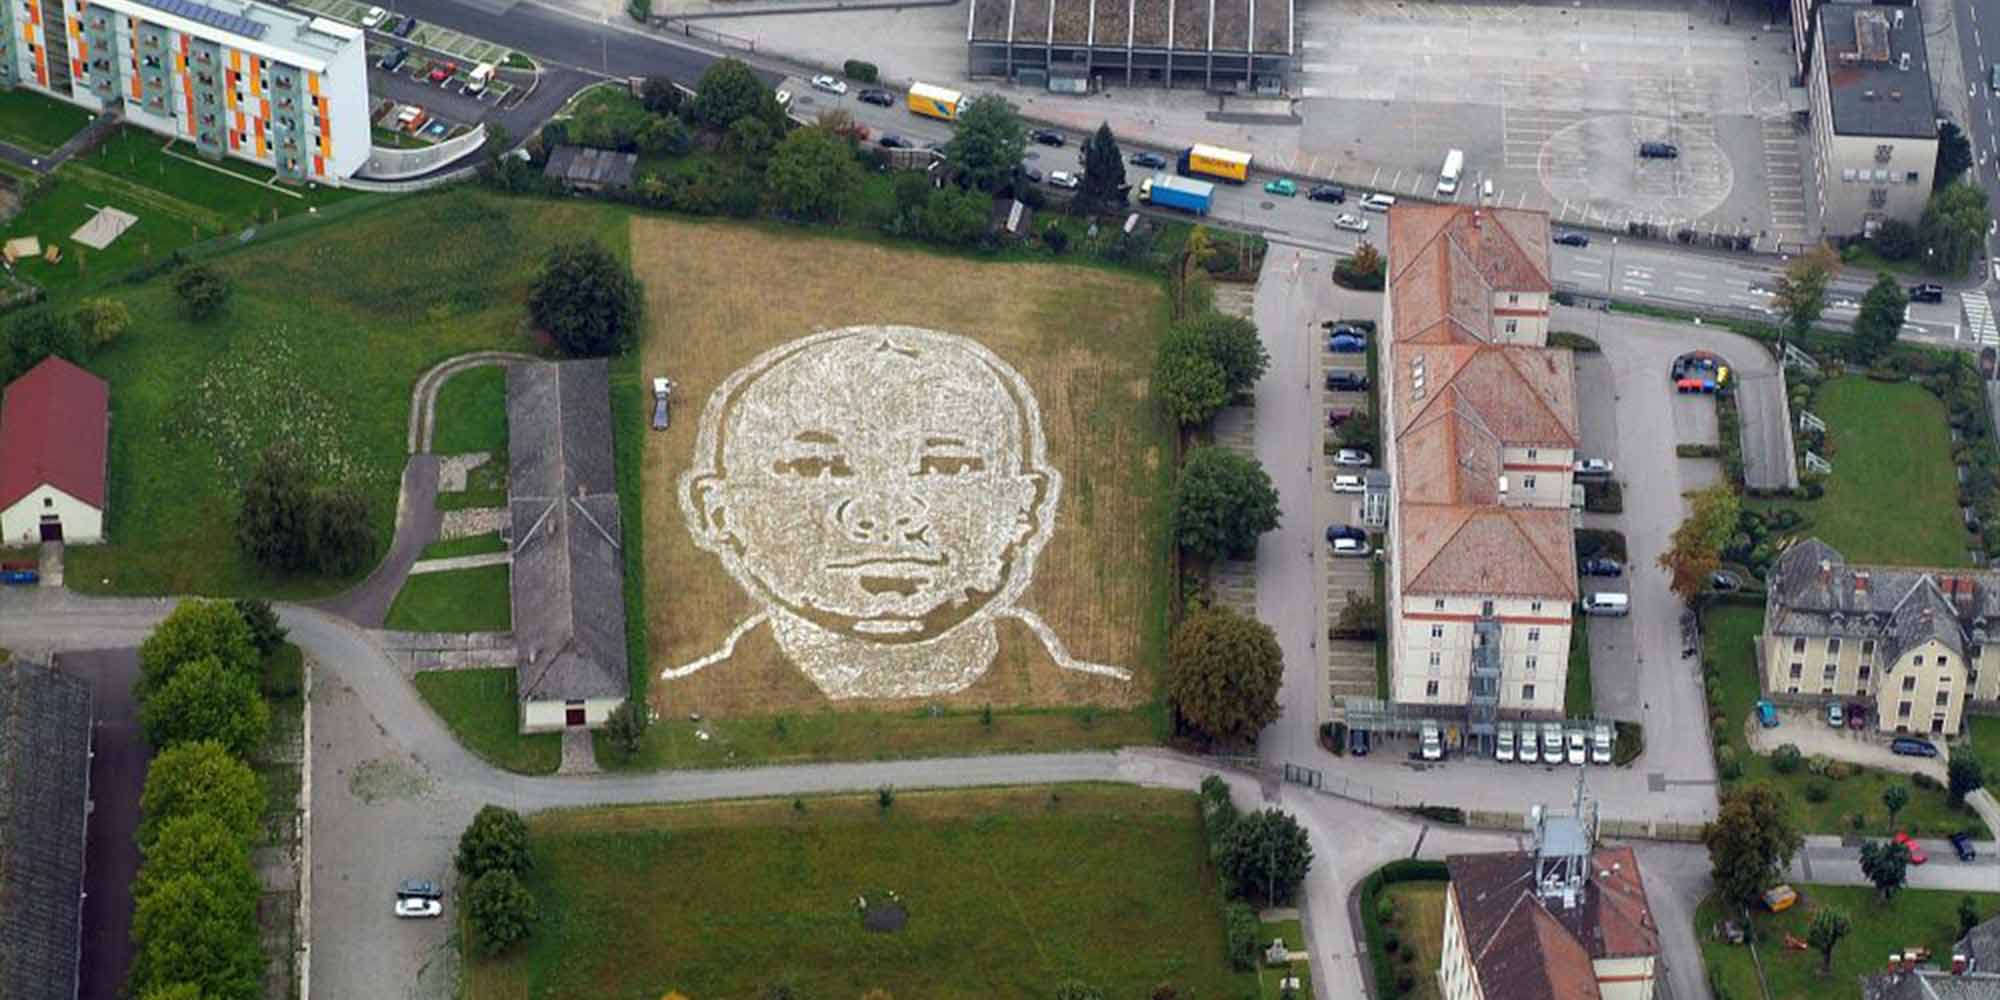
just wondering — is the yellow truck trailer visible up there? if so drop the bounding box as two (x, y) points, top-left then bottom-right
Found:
(907, 82), (963, 121)
(1177, 143), (1253, 184)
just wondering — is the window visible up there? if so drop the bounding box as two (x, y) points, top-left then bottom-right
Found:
(1527, 448), (1538, 460)
(1793, 637), (1807, 654)
(1522, 684), (1536, 701)
(1914, 656), (1925, 666)
(1828, 638), (1841, 655)
(1428, 652), (1441, 668)
(1434, 598), (1445, 611)
(1481, 600), (1494, 616)
(1869, 188), (1888, 208)
(1526, 655), (1539, 673)
(1788, 686), (1800, 694)
(1523, 475), (1538, 491)
(1906, 170), (1921, 184)
(1842, 168), (1857, 182)
(1823, 664), (1837, 680)
(1426, 680), (1440, 698)
(1790, 663), (1803, 679)
(1863, 640), (1876, 657)
(1823, 686), (1835, 695)
(1875, 143), (1894, 161)
(1530, 600), (1543, 613)
(1904, 675), (1918, 692)
(1504, 319), (1518, 334)
(1860, 665), (1872, 681)
(1938, 691), (1951, 706)
(42, 498), (50, 508)
(1900, 701), (1913, 719)
(1507, 293), (1520, 305)
(1431, 625), (1444, 640)
(1527, 627), (1542, 643)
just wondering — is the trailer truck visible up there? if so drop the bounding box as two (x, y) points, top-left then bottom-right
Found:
(1139, 173), (1214, 215)
(1176, 143), (1252, 184)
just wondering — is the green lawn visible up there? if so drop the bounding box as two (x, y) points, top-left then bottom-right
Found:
(435, 453), (507, 511)
(385, 564), (511, 632)
(1964, 716), (2000, 793)
(77, 127), (360, 224)
(1705, 604), (1984, 837)
(410, 668), (560, 775)
(463, 786), (1256, 999)
(2, 164), (211, 294)
(1758, 377), (1970, 568)
(1257, 918), (1311, 1000)
(431, 364), (509, 455)
(1566, 613), (1593, 719)
(0, 87), (91, 153)
(1380, 882), (1446, 1000)
(418, 532), (508, 560)
(1698, 886), (2000, 1000)
(65, 190), (629, 598)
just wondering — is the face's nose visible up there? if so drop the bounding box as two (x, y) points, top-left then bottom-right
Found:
(831, 491), (931, 545)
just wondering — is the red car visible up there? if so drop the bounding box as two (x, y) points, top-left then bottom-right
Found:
(1895, 832), (1928, 865)
(428, 61), (457, 84)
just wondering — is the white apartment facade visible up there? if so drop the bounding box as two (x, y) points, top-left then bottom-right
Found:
(0, 0), (369, 181)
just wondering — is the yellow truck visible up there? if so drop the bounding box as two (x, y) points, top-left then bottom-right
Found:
(1178, 143), (1253, 184)
(906, 82), (963, 121)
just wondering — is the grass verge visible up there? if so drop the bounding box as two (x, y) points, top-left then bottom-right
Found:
(385, 564), (512, 632)
(0, 87), (91, 152)
(1566, 613), (1593, 718)
(418, 533), (508, 560)
(411, 668), (560, 775)
(1697, 886), (2000, 1000)
(431, 364), (509, 455)
(1379, 881), (1446, 1000)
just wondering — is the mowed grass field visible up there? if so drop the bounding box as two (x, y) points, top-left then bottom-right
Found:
(630, 217), (1174, 750)
(463, 785), (1254, 999)
(1698, 886), (2000, 1000)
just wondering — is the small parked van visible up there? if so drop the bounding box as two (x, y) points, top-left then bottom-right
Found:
(1332, 474), (1365, 494)
(1359, 192), (1397, 213)
(1582, 592), (1630, 616)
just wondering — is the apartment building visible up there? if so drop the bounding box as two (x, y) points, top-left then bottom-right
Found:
(1761, 538), (2000, 737)
(1807, 3), (1938, 239)
(0, 0), (369, 181)
(1382, 205), (1580, 742)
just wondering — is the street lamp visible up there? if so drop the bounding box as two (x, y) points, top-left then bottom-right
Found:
(1608, 236), (1618, 299)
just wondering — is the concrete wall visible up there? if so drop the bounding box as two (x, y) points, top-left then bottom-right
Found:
(1393, 593), (1574, 713)
(520, 696), (622, 733)
(0, 483), (101, 545)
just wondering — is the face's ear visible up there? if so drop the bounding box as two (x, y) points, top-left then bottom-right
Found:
(1005, 469), (1051, 545)
(687, 473), (735, 546)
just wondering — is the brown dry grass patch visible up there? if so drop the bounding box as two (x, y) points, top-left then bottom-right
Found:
(632, 218), (1172, 722)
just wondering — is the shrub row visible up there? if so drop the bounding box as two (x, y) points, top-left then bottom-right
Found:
(1358, 860), (1450, 999)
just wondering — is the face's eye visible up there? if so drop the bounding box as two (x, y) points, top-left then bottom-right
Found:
(917, 454), (986, 477)
(773, 454), (853, 478)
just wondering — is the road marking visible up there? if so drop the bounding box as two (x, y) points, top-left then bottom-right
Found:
(1674, 286), (1706, 296)
(1570, 269), (1603, 280)
(1963, 292), (1999, 346)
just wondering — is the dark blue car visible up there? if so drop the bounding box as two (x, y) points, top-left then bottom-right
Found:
(1892, 737), (1941, 758)
(1328, 333), (1367, 353)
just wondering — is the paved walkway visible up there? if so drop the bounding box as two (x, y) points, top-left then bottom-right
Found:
(406, 551), (510, 575)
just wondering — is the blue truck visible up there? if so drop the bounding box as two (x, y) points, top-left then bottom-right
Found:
(1139, 173), (1214, 215)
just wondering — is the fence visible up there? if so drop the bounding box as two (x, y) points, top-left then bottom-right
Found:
(650, 19), (757, 51)
(1280, 761), (1708, 842)
(355, 124), (488, 182)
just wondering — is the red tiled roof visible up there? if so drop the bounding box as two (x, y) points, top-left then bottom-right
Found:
(0, 358), (109, 511)
(1388, 204), (1552, 346)
(1400, 505), (1578, 600)
(1447, 848), (1660, 1000)
(1394, 344), (1579, 447)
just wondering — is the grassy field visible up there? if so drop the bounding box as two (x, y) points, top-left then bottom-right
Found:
(66, 191), (628, 598)
(1758, 377), (1969, 567)
(1380, 882), (1446, 1000)
(629, 216), (1175, 752)
(1698, 886), (2000, 1000)
(432, 364), (510, 455)
(385, 564), (512, 632)
(418, 533), (508, 560)
(410, 668), (560, 775)
(462, 785), (1255, 999)
(1966, 716), (2000, 790)
(1705, 604), (1983, 836)
(0, 87), (90, 152)
(77, 127), (360, 223)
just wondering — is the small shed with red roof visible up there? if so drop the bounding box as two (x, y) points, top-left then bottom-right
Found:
(0, 358), (109, 546)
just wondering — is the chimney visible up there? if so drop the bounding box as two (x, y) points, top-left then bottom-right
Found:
(1471, 209), (1482, 228)
(1955, 954), (1970, 975)
(1855, 571), (1870, 596)
(1821, 560), (1833, 586)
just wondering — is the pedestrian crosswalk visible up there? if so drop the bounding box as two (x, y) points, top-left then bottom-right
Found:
(1963, 292), (1998, 347)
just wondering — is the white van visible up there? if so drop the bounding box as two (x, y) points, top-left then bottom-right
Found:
(1420, 720), (1443, 761)
(1495, 723), (1516, 762)
(1332, 474), (1366, 494)
(1437, 149), (1463, 196)
(1360, 192), (1397, 213)
(1582, 592), (1630, 617)
(465, 63), (497, 95)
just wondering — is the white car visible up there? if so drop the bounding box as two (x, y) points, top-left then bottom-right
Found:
(1517, 730), (1538, 764)
(1048, 170), (1081, 189)
(1495, 723), (1516, 763)
(1331, 537), (1371, 558)
(810, 74), (847, 95)
(1566, 729), (1587, 766)
(395, 897), (442, 919)
(1331, 474), (1365, 494)
(1420, 720), (1443, 761)
(1359, 192), (1397, 212)
(1591, 723), (1613, 765)
(1574, 457), (1614, 476)
(1333, 448), (1372, 467)
(1333, 213), (1368, 233)
(360, 5), (387, 27)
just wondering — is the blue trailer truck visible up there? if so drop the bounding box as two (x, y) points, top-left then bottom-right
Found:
(1139, 173), (1214, 215)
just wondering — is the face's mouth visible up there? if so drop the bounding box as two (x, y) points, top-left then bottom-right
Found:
(823, 554), (948, 571)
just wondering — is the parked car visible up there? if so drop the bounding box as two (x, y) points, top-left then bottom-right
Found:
(1910, 283), (1946, 304)
(1326, 524), (1367, 544)
(1892, 737), (1941, 758)
(428, 61), (458, 84)
(397, 879), (443, 900)
(1263, 178), (1297, 197)
(1325, 371), (1369, 392)
(1331, 536), (1371, 558)
(1565, 729), (1587, 766)
(1541, 723), (1564, 764)
(1328, 332), (1367, 353)
(1847, 703), (1868, 730)
(1327, 323), (1368, 339)
(1755, 699), (1779, 727)
(1048, 170), (1080, 190)
(395, 15), (417, 36)
(1029, 128), (1065, 147)
(1591, 723), (1613, 765)
(1359, 192), (1396, 212)
(1826, 701), (1845, 728)
(1496, 723), (1516, 763)
(1574, 457), (1614, 477)
(360, 5), (387, 27)
(1638, 141), (1679, 159)
(378, 47), (409, 71)
(1553, 230), (1590, 247)
(1308, 184), (1346, 203)
(1332, 448), (1372, 467)
(1334, 213), (1369, 233)
(858, 88), (894, 107)
(810, 74), (848, 95)
(1579, 557), (1623, 577)
(652, 377), (673, 431)
(1327, 407), (1355, 427)
(1130, 151), (1168, 168)
(1420, 720), (1443, 761)
(878, 134), (910, 149)
(0, 567), (37, 585)
(1895, 831), (1929, 865)
(1331, 474), (1366, 494)
(1022, 166), (1043, 184)
(1348, 726), (1370, 756)
(395, 897), (443, 918)
(1517, 727), (1539, 764)
(1952, 832), (1978, 862)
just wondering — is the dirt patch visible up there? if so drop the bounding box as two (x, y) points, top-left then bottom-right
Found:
(346, 754), (436, 803)
(631, 218), (1171, 721)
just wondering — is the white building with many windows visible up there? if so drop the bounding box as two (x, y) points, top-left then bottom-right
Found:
(1806, 2), (1938, 239)
(0, 0), (369, 181)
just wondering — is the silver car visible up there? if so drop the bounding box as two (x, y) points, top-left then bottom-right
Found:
(652, 377), (673, 431)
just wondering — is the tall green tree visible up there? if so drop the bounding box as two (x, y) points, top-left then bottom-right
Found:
(1167, 605), (1283, 743)
(604, 698), (650, 758)
(1216, 808), (1314, 905)
(1950, 754), (1985, 807)
(1078, 122), (1126, 210)
(4, 307), (84, 383)
(231, 598), (287, 657)
(1860, 839), (1911, 900)
(1772, 243), (1838, 351)
(140, 655), (269, 757)
(139, 741), (263, 848)
(465, 868), (540, 956)
(1807, 906), (1852, 972)
(691, 58), (779, 129)
(1656, 482), (1740, 603)
(943, 94), (1027, 193)
(235, 444), (317, 574)
(768, 125), (864, 222)
(1170, 312), (1269, 399)
(1937, 121), (1975, 191)
(306, 482), (373, 576)
(1850, 272), (1908, 362)
(528, 239), (645, 358)
(139, 599), (259, 698)
(1155, 339), (1230, 427)
(128, 872), (262, 1000)
(1703, 783), (1805, 909)
(920, 185), (989, 246)
(136, 814), (259, 907)
(456, 804), (533, 880)
(1171, 447), (1280, 560)
(171, 264), (232, 322)
(1922, 182), (1991, 275)
(1883, 783), (1910, 826)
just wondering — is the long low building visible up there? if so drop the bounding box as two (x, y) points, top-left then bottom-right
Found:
(965, 0), (1291, 91)
(0, 0), (370, 182)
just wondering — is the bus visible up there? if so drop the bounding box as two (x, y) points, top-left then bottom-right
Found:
(1437, 149), (1464, 196)
(906, 82), (963, 121)
(1177, 143), (1252, 184)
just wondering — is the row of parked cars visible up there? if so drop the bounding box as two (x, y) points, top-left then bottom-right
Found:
(1498, 721), (1614, 765)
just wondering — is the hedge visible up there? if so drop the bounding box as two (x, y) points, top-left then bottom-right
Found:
(1359, 860), (1451, 999)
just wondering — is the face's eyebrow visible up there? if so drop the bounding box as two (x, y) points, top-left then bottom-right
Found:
(791, 430), (842, 446)
(922, 436), (972, 448)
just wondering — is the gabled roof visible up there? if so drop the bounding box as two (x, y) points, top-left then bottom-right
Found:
(0, 358), (109, 511)
(1399, 505), (1578, 600)
(1396, 397), (1503, 508)
(1394, 343), (1579, 447)
(1447, 847), (1660, 1000)
(1863, 970), (2000, 1000)
(0, 660), (92, 1000)
(1389, 205), (1553, 345)
(1885, 575), (1966, 663)
(1764, 537), (2000, 650)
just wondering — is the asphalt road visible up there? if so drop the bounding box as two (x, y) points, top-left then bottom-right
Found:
(366, 0), (775, 83)
(60, 648), (145, 1000)
(1954, 0), (2000, 265)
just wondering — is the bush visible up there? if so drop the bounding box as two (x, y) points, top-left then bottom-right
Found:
(171, 263), (232, 321)
(466, 868), (540, 955)
(1383, 930), (1401, 954)
(455, 805), (532, 880)
(528, 239), (644, 357)
(842, 59), (879, 83)
(1805, 781), (1830, 803)
(1547, 331), (1601, 351)
(1914, 771), (1942, 791)
(1827, 760), (1856, 781)
(1772, 743), (1804, 774)
(1224, 901), (1260, 971)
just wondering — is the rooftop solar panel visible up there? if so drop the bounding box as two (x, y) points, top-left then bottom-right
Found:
(130, 0), (268, 40)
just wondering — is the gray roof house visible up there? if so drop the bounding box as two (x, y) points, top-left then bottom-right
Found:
(1859, 913), (2000, 998)
(0, 659), (92, 1000)
(1766, 538), (2000, 668)
(506, 360), (631, 732)
(543, 145), (638, 193)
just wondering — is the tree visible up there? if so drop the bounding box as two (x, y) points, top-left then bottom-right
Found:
(1937, 121), (1975, 191)
(1807, 905), (1852, 972)
(139, 741), (263, 849)
(1216, 808), (1314, 904)
(943, 94), (1026, 192)
(1950, 754), (1985, 807)
(138, 985), (211, 1000)
(1850, 272), (1908, 362)
(1961, 894), (1984, 938)
(465, 868), (540, 955)
(128, 871), (262, 1000)
(1333, 589), (1383, 638)
(235, 444), (316, 574)
(1167, 605), (1283, 743)
(231, 598), (286, 657)
(1883, 783), (1910, 826)
(920, 185), (988, 246)
(1860, 839), (1911, 900)
(768, 125), (864, 222)
(136, 813), (258, 907)
(1657, 483), (1740, 603)
(724, 116), (777, 165)
(1171, 446), (1281, 561)
(1873, 218), (1921, 260)
(171, 263), (233, 322)
(1337, 411), (1379, 451)
(1772, 243), (1837, 350)
(528, 240), (644, 358)
(636, 114), (691, 157)
(1703, 784), (1805, 909)
(1078, 122), (1125, 211)
(140, 655), (270, 757)
(456, 804), (533, 880)
(1155, 335), (1230, 427)
(1333, 241), (1385, 290)
(1169, 312), (1268, 399)
(638, 76), (684, 116)
(139, 598), (259, 699)
(71, 296), (130, 352)
(605, 698), (650, 757)
(4, 307), (84, 383)
(306, 483), (373, 576)
(691, 58), (778, 129)
(1923, 182), (1992, 276)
